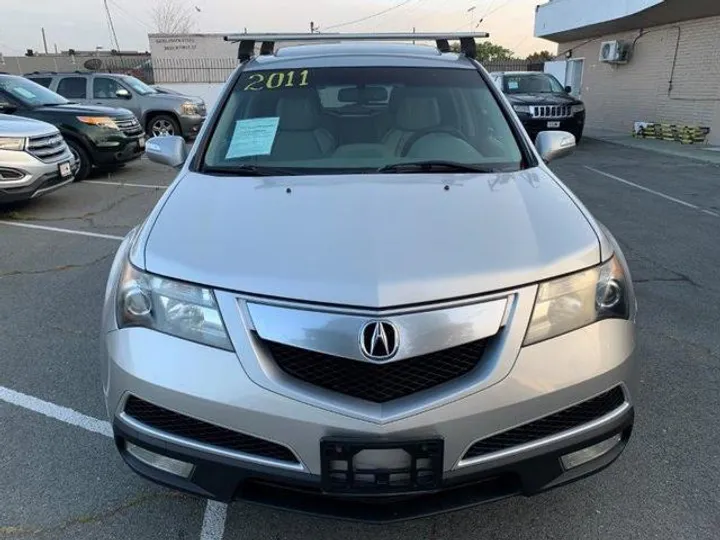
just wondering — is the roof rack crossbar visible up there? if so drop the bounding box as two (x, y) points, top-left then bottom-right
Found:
(224, 32), (489, 62)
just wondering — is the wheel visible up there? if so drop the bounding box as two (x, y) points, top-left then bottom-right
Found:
(572, 129), (583, 144)
(66, 139), (91, 181)
(147, 115), (181, 138)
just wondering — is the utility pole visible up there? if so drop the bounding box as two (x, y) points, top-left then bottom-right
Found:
(310, 21), (315, 34)
(54, 43), (58, 54)
(41, 28), (49, 54)
(413, 26), (416, 45)
(103, 0), (121, 51)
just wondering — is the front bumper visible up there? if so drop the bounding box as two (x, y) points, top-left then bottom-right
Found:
(104, 312), (637, 520)
(178, 115), (205, 138)
(518, 113), (585, 140)
(90, 135), (144, 166)
(0, 150), (75, 202)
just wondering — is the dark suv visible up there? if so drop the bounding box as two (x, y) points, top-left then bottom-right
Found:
(0, 74), (144, 180)
(491, 71), (585, 142)
(26, 72), (206, 140)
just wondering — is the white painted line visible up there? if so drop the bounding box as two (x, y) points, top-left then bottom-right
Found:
(0, 385), (112, 438)
(200, 500), (228, 540)
(584, 166), (704, 211)
(85, 180), (168, 190)
(701, 209), (720, 217)
(0, 220), (124, 241)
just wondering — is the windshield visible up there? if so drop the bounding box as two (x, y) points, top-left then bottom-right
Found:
(121, 76), (157, 95)
(503, 73), (565, 94)
(202, 67), (524, 175)
(0, 76), (68, 106)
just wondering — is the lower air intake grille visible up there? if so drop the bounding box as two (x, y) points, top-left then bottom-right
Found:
(124, 396), (298, 463)
(462, 386), (626, 460)
(265, 338), (490, 403)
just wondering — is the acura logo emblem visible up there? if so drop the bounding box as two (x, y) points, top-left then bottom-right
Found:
(360, 320), (399, 361)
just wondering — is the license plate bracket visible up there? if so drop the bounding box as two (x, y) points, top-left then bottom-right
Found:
(59, 161), (72, 178)
(320, 438), (444, 495)
(547, 121), (561, 128)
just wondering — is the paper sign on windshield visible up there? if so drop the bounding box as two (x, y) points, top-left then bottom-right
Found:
(508, 81), (519, 90)
(225, 117), (280, 159)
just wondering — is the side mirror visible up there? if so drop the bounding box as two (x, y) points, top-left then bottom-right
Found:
(145, 136), (187, 168)
(565, 85), (573, 94)
(535, 131), (576, 163)
(0, 101), (17, 114)
(116, 88), (132, 99)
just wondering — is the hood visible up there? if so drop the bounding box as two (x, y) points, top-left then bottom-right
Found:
(0, 113), (57, 137)
(147, 93), (203, 105)
(507, 93), (579, 106)
(34, 103), (133, 117)
(142, 169), (600, 307)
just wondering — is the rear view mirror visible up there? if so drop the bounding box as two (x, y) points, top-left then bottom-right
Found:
(0, 101), (17, 114)
(535, 131), (576, 163)
(116, 88), (132, 99)
(145, 136), (187, 168)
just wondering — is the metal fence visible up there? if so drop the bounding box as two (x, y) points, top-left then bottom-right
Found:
(3, 55), (545, 85)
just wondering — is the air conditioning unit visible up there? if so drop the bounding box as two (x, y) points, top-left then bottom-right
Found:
(599, 40), (630, 64)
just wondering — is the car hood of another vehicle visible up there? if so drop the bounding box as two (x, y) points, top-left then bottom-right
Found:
(140, 168), (601, 308)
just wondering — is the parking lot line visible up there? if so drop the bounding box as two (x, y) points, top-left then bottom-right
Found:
(0, 220), (124, 241)
(0, 385), (113, 438)
(584, 166), (718, 217)
(85, 180), (169, 190)
(0, 384), (229, 539)
(200, 501), (228, 540)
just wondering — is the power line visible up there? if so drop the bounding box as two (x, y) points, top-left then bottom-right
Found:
(104, 0), (121, 50)
(107, 0), (153, 31)
(322, 0), (418, 31)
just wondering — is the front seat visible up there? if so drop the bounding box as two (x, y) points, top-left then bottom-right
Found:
(383, 89), (443, 156)
(272, 92), (335, 160)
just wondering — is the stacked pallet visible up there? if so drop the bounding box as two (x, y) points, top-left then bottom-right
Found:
(632, 122), (710, 144)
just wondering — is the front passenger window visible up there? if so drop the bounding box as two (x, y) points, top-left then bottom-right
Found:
(56, 77), (87, 99)
(93, 77), (124, 99)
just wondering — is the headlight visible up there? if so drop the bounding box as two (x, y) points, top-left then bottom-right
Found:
(524, 256), (632, 346)
(571, 104), (585, 114)
(77, 116), (119, 129)
(116, 263), (233, 351)
(0, 137), (26, 151)
(181, 101), (199, 115)
(513, 105), (531, 114)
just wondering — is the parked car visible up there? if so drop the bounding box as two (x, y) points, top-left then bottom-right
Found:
(26, 72), (207, 139)
(490, 71), (586, 142)
(102, 33), (636, 521)
(0, 75), (144, 181)
(0, 113), (75, 202)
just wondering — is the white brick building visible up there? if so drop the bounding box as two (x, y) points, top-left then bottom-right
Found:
(534, 0), (720, 144)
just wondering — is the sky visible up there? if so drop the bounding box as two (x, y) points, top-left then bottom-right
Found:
(0, 0), (555, 57)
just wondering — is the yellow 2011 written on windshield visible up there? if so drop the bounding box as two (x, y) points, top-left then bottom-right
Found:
(243, 70), (310, 91)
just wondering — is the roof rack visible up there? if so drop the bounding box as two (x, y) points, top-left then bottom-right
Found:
(222, 32), (490, 62)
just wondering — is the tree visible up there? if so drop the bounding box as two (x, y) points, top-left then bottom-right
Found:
(451, 41), (516, 62)
(526, 50), (555, 62)
(151, 0), (196, 34)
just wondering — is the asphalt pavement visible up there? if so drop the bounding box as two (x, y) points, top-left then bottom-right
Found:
(1, 140), (719, 539)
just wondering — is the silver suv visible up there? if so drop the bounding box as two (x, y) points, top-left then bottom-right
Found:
(0, 114), (75, 202)
(25, 72), (206, 139)
(101, 33), (637, 521)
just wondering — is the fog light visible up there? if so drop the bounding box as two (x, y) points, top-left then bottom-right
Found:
(125, 441), (195, 478)
(560, 434), (622, 470)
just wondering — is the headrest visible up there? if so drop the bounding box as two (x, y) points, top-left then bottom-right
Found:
(277, 92), (320, 130)
(396, 94), (442, 131)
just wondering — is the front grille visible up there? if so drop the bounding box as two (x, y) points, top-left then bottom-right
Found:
(531, 105), (571, 118)
(27, 132), (68, 162)
(123, 396), (299, 463)
(265, 338), (490, 403)
(115, 116), (144, 136)
(462, 386), (626, 460)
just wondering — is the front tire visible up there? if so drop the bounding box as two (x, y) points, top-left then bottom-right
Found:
(572, 129), (583, 144)
(66, 139), (91, 181)
(147, 115), (181, 138)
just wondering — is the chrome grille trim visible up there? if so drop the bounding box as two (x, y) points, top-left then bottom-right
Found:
(115, 116), (144, 136)
(530, 105), (571, 119)
(27, 132), (69, 162)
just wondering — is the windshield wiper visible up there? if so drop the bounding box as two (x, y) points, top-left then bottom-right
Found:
(376, 160), (502, 174)
(202, 165), (299, 177)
